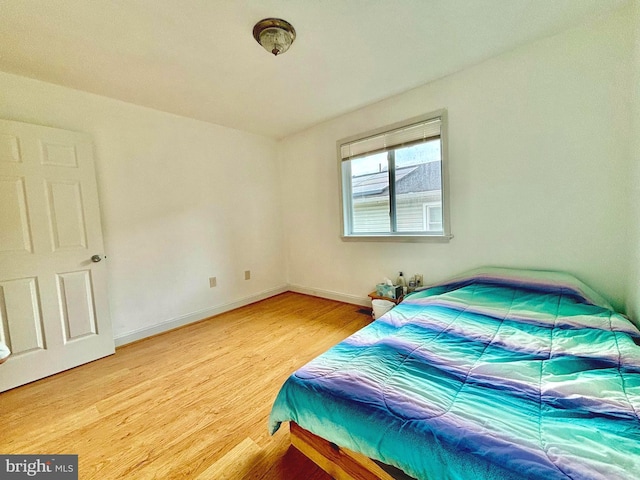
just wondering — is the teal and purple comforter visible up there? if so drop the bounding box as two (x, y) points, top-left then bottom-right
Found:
(269, 268), (640, 480)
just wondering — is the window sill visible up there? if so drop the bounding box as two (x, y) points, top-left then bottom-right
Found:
(340, 234), (453, 243)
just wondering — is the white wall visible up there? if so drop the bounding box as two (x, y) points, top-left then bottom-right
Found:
(626, 0), (640, 322)
(0, 72), (286, 343)
(280, 6), (635, 313)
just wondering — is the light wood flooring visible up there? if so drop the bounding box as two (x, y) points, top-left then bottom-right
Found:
(0, 292), (372, 479)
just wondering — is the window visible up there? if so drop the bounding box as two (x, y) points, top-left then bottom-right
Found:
(424, 203), (443, 232)
(338, 110), (450, 240)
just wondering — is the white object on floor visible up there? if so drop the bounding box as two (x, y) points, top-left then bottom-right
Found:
(0, 342), (10, 364)
(372, 299), (394, 319)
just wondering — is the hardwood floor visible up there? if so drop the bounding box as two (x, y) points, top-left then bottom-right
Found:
(0, 292), (372, 479)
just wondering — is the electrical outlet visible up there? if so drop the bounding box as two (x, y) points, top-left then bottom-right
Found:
(244, 270), (251, 280)
(209, 277), (217, 288)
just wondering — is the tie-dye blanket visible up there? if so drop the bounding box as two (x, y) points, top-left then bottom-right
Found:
(269, 268), (640, 480)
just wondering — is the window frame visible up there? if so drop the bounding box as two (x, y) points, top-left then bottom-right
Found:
(337, 109), (452, 242)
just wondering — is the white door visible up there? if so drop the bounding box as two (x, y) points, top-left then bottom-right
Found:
(0, 119), (114, 392)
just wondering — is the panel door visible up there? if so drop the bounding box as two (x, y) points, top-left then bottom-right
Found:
(0, 119), (114, 392)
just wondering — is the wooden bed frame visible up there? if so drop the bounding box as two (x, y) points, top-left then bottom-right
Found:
(289, 422), (415, 480)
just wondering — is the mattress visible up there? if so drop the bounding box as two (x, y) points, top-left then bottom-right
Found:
(269, 268), (640, 480)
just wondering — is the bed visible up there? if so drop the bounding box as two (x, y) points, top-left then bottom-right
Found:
(269, 268), (640, 480)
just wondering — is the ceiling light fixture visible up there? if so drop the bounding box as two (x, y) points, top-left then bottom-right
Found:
(253, 18), (296, 56)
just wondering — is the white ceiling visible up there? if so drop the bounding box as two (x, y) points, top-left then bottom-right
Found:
(0, 0), (629, 139)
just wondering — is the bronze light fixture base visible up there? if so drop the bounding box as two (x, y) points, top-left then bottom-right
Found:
(253, 18), (296, 56)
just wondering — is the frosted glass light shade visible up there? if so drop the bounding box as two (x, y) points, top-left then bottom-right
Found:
(253, 18), (296, 56)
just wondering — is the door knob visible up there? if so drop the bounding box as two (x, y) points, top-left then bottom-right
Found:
(91, 254), (103, 263)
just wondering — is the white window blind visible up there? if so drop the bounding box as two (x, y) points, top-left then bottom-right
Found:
(340, 117), (441, 161)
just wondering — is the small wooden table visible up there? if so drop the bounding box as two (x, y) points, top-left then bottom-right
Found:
(368, 291), (404, 305)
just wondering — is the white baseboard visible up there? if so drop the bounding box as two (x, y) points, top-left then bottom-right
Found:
(287, 284), (371, 307)
(113, 284), (372, 347)
(113, 285), (289, 347)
